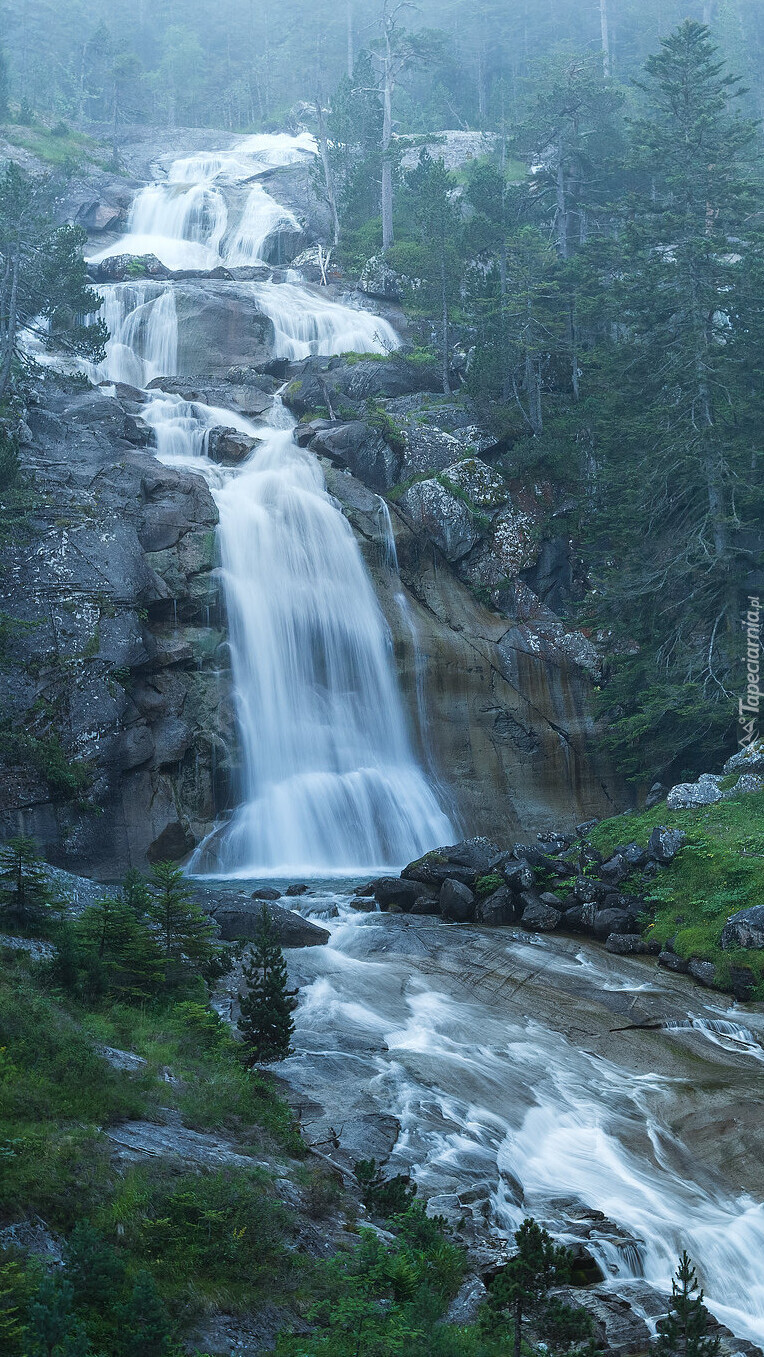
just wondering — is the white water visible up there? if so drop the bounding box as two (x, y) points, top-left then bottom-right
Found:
(89, 131), (317, 272)
(140, 390), (452, 875)
(86, 283), (178, 386)
(276, 902), (764, 1345)
(251, 282), (400, 359)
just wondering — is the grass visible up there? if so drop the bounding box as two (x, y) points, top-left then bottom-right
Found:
(587, 789), (764, 996)
(1, 123), (107, 168)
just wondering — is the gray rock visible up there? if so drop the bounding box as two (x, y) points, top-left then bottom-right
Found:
(502, 859), (534, 892)
(599, 853), (630, 885)
(658, 950), (689, 974)
(475, 886), (515, 925)
(688, 958), (717, 988)
(520, 898), (562, 931)
(645, 781), (666, 809)
(605, 933), (649, 955)
(592, 908), (634, 940)
(206, 427), (259, 464)
(410, 892), (441, 915)
(445, 837), (505, 875)
(621, 842), (649, 869)
(550, 1285), (651, 1357)
(285, 883), (309, 896)
(310, 420), (402, 493)
(373, 878), (421, 911)
(439, 458), (508, 510)
(647, 826), (686, 864)
(398, 479), (480, 562)
(107, 1120), (269, 1170)
(440, 878), (476, 922)
(211, 902), (329, 947)
(723, 771), (764, 797)
(252, 887), (282, 901)
(97, 1045), (148, 1072)
(0, 1216), (63, 1265)
(446, 1276), (488, 1326)
(358, 254), (405, 301)
(667, 776), (723, 809)
(721, 905), (764, 951)
(723, 738), (764, 777)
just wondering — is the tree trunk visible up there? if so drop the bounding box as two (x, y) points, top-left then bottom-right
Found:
(381, 48), (394, 251)
(600, 0), (611, 78)
(555, 158), (568, 260)
(440, 253), (449, 394)
(0, 245), (20, 401)
(315, 101), (341, 245)
(346, 0), (354, 78)
(513, 1299), (523, 1357)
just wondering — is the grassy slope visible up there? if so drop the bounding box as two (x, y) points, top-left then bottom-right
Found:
(587, 789), (764, 997)
(1, 124), (108, 168)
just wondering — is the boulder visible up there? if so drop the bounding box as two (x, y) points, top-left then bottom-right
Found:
(549, 1286), (651, 1357)
(645, 781), (666, 810)
(599, 854), (631, 885)
(358, 254), (406, 301)
(398, 479), (480, 562)
(439, 458), (508, 510)
(285, 883), (309, 896)
(520, 895), (561, 931)
(720, 905), (764, 951)
(459, 502), (538, 590)
(475, 886), (515, 926)
(605, 933), (649, 955)
(410, 892), (441, 916)
(647, 826), (686, 864)
(252, 887), (281, 901)
(206, 427), (259, 465)
(310, 420), (402, 494)
(723, 738), (764, 777)
(687, 958), (717, 988)
(620, 842), (648, 870)
(373, 877), (421, 912)
(658, 950), (689, 974)
(502, 859), (534, 892)
(440, 878), (475, 922)
(212, 902), (329, 947)
(560, 905), (586, 932)
(444, 837), (505, 875)
(729, 965), (757, 1001)
(724, 771), (764, 797)
(667, 774), (723, 809)
(91, 253), (170, 282)
(592, 908), (635, 940)
(572, 877), (619, 907)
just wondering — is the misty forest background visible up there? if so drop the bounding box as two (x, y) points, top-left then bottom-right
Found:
(1, 0), (764, 786)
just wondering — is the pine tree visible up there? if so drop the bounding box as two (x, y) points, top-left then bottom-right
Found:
(488, 1217), (574, 1357)
(0, 1258), (28, 1357)
(117, 1270), (174, 1357)
(237, 905), (297, 1065)
(75, 896), (165, 1001)
(148, 861), (217, 986)
(0, 835), (58, 931)
(656, 1253), (721, 1357)
(120, 867), (153, 920)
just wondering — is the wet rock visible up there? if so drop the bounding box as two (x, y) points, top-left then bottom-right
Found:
(502, 859), (534, 892)
(373, 877), (421, 911)
(520, 895), (561, 931)
(459, 501), (538, 590)
(647, 826), (686, 864)
(402, 852), (476, 889)
(605, 933), (649, 955)
(658, 950), (689, 974)
(592, 908), (634, 940)
(90, 252), (171, 282)
(398, 479), (480, 562)
(573, 877), (619, 907)
(107, 1120), (269, 1170)
(645, 781), (666, 809)
(539, 890), (563, 908)
(440, 878), (476, 922)
(667, 774), (723, 809)
(285, 883), (309, 896)
(561, 905), (586, 932)
(446, 837), (505, 875)
(550, 1285), (651, 1356)
(688, 958), (717, 988)
(446, 1276), (488, 1326)
(252, 887), (281, 901)
(475, 886), (515, 925)
(410, 892), (441, 915)
(310, 420), (402, 493)
(729, 965), (757, 1001)
(721, 905), (764, 951)
(206, 427), (259, 465)
(350, 896), (378, 912)
(211, 901), (329, 947)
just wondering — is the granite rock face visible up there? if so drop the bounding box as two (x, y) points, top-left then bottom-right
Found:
(0, 379), (237, 875)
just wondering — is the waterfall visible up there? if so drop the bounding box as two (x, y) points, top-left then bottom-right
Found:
(141, 391), (453, 875)
(225, 184), (301, 266)
(87, 283), (178, 386)
(251, 282), (400, 360)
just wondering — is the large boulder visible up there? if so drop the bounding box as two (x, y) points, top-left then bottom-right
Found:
(440, 878), (476, 922)
(439, 458), (508, 511)
(721, 906), (764, 951)
(647, 826), (686, 864)
(206, 427), (259, 465)
(398, 479), (481, 562)
(459, 502), (538, 590)
(475, 886), (515, 926)
(549, 1286), (651, 1357)
(723, 738), (764, 777)
(667, 773), (723, 810)
(372, 877), (421, 912)
(210, 901), (329, 947)
(310, 420), (402, 493)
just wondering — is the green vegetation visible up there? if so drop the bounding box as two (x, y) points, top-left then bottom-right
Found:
(1, 124), (105, 169)
(588, 789), (764, 995)
(475, 874), (504, 897)
(656, 1252), (720, 1357)
(237, 905), (297, 1064)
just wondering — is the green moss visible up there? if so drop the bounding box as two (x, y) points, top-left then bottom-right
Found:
(476, 873), (504, 896)
(588, 790), (764, 997)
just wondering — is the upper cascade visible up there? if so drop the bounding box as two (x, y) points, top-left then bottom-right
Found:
(88, 132), (318, 272)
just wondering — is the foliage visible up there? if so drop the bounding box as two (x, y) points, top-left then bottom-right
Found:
(0, 835), (60, 932)
(147, 861), (218, 985)
(656, 1253), (720, 1357)
(238, 905), (297, 1064)
(483, 1218), (591, 1357)
(354, 1158), (416, 1217)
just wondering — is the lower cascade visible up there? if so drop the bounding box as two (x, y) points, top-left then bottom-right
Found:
(144, 392), (454, 874)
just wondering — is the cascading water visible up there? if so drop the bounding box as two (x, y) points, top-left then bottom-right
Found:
(225, 184), (301, 266)
(86, 283), (178, 386)
(251, 282), (400, 360)
(140, 390), (453, 874)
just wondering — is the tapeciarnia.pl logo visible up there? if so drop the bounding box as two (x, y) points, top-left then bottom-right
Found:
(739, 595), (761, 748)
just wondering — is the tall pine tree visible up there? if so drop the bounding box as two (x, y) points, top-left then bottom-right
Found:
(237, 905), (297, 1065)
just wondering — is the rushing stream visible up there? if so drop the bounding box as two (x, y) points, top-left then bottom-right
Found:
(83, 129), (764, 1346)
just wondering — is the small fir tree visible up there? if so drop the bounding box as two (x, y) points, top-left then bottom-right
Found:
(148, 861), (217, 985)
(488, 1217), (575, 1357)
(117, 1270), (174, 1357)
(0, 835), (58, 931)
(656, 1253), (721, 1357)
(238, 905), (297, 1064)
(76, 896), (165, 1001)
(120, 867), (153, 920)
